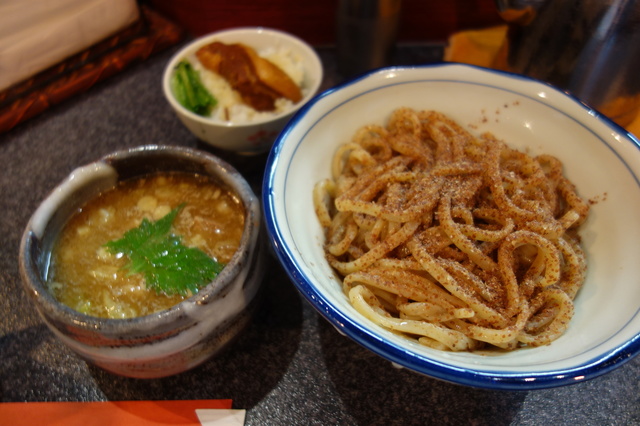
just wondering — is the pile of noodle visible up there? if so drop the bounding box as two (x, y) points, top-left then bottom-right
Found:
(313, 108), (589, 351)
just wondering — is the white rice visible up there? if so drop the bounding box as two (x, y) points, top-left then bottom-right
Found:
(187, 45), (307, 124)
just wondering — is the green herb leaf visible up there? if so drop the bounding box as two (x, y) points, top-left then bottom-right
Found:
(171, 60), (217, 116)
(104, 204), (224, 296)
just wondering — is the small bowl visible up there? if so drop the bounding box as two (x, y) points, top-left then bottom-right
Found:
(263, 64), (640, 390)
(162, 27), (323, 155)
(19, 145), (266, 378)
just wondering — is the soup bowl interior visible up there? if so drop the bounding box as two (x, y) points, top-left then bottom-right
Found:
(263, 64), (640, 390)
(20, 145), (266, 378)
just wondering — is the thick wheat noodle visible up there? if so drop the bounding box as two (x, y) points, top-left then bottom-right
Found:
(558, 178), (590, 226)
(450, 206), (474, 224)
(407, 237), (507, 326)
(555, 236), (587, 299)
(326, 212), (358, 256)
(446, 303), (531, 348)
(457, 210), (515, 242)
(313, 178), (335, 228)
(517, 288), (574, 345)
(398, 300), (475, 322)
(485, 137), (543, 223)
(331, 143), (359, 179)
(328, 220), (420, 275)
(438, 194), (498, 272)
(336, 155), (409, 199)
(365, 217), (389, 248)
(438, 258), (503, 312)
(336, 164), (443, 222)
(314, 108), (589, 351)
(349, 285), (475, 351)
(389, 133), (433, 163)
(346, 267), (470, 312)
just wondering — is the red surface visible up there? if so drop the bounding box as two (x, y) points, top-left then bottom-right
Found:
(149, 0), (502, 45)
(0, 399), (233, 425)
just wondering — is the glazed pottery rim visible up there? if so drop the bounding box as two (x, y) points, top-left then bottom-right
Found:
(19, 144), (259, 331)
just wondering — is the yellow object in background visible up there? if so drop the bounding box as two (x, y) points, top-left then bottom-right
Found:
(444, 25), (509, 70)
(445, 26), (640, 138)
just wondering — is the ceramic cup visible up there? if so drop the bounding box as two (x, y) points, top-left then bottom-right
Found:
(19, 145), (266, 378)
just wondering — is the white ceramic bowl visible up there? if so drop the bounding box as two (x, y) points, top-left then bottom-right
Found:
(162, 27), (323, 155)
(20, 145), (266, 378)
(263, 63), (640, 390)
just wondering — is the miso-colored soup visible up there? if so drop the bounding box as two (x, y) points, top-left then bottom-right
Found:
(47, 172), (245, 319)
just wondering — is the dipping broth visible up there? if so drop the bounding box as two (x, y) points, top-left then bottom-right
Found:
(47, 172), (245, 319)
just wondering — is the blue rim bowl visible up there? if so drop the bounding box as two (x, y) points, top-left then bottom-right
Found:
(262, 63), (640, 390)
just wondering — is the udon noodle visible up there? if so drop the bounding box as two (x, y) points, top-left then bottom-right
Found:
(313, 108), (589, 351)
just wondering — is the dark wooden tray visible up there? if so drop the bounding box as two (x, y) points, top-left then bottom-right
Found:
(0, 6), (184, 134)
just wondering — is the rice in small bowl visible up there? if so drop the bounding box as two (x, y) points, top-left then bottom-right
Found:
(163, 27), (323, 155)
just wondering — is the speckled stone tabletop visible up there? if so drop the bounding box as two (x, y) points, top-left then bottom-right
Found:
(1, 41), (638, 426)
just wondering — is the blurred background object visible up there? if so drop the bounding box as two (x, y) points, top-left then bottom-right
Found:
(335, 0), (402, 77)
(496, 0), (640, 127)
(0, 0), (507, 134)
(148, 0), (502, 45)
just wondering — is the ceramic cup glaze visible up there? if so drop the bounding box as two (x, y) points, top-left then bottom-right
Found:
(19, 145), (266, 378)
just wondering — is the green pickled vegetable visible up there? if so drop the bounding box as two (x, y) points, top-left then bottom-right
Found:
(171, 60), (217, 116)
(104, 204), (224, 296)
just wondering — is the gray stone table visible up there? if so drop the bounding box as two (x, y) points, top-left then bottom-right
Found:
(1, 40), (638, 425)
